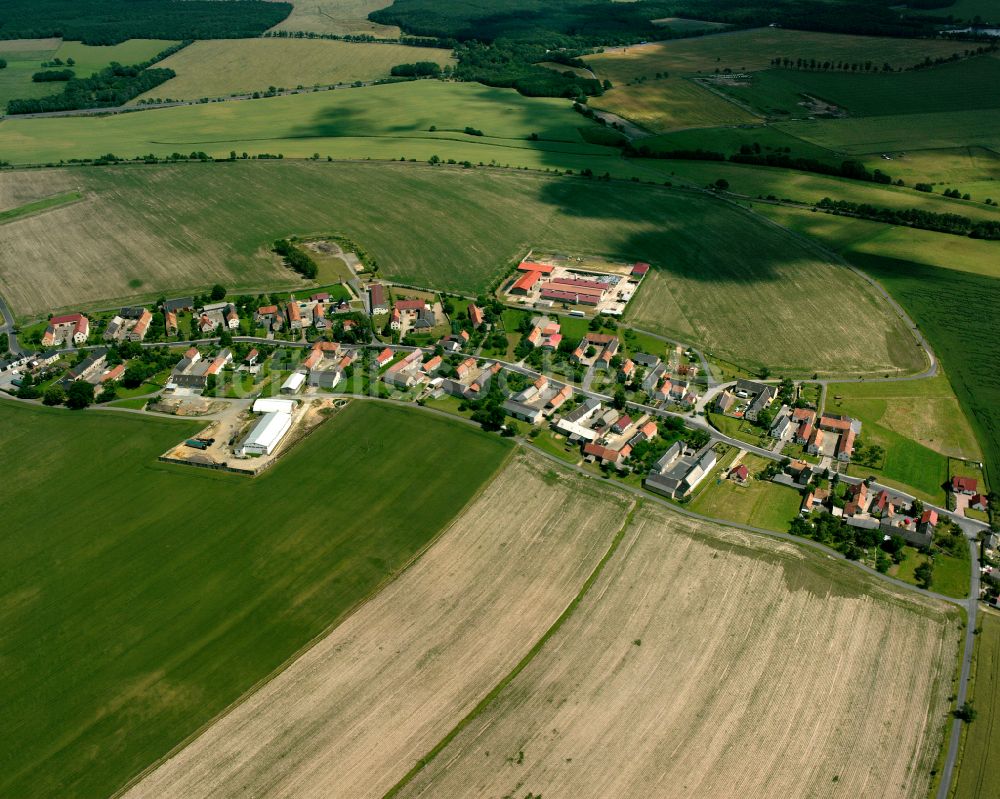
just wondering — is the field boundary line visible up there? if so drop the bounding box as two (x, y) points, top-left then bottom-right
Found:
(110, 420), (516, 799)
(382, 495), (642, 798)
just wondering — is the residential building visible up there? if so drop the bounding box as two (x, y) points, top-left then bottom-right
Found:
(127, 308), (153, 342)
(970, 494), (989, 511)
(374, 348), (394, 368)
(162, 297), (194, 314)
(42, 313), (89, 347)
(952, 476), (978, 495)
(645, 443), (717, 498)
(369, 284), (388, 314)
(104, 316), (125, 342)
(469, 304), (485, 328)
(286, 301), (302, 330)
(165, 310), (178, 337)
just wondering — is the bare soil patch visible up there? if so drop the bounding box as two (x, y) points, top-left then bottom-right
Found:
(122, 451), (632, 799)
(400, 504), (960, 799)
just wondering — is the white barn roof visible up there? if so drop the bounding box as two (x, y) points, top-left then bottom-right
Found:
(253, 398), (295, 414)
(281, 371), (306, 393)
(241, 411), (291, 455)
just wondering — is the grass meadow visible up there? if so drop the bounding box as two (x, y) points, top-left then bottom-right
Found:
(0, 38), (176, 108)
(585, 28), (973, 82)
(953, 611), (1000, 799)
(775, 108), (1000, 155)
(0, 80), (612, 168)
(0, 399), (510, 798)
(591, 77), (758, 133)
(688, 454), (802, 531)
(646, 158), (1000, 221)
(718, 57), (1000, 118)
(134, 39), (454, 102)
(0, 161), (922, 376)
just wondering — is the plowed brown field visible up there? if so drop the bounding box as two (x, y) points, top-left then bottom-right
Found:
(399, 505), (960, 799)
(121, 452), (632, 799)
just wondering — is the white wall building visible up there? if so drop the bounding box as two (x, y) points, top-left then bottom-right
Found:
(238, 411), (292, 456)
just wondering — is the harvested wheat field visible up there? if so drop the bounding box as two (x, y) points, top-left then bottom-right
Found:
(398, 504), (961, 799)
(123, 452), (632, 799)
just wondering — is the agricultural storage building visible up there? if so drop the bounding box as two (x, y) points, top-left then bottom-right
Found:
(281, 371), (306, 394)
(238, 411), (292, 456)
(253, 398), (296, 415)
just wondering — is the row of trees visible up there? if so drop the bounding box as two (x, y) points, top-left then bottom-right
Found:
(32, 69), (75, 82)
(768, 45), (995, 73)
(390, 61), (443, 78)
(816, 197), (1000, 239)
(272, 239), (318, 279)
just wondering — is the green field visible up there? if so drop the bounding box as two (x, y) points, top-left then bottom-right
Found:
(914, 0), (1000, 22)
(688, 453), (802, 531)
(0, 190), (82, 223)
(0, 80), (614, 168)
(859, 147), (1000, 192)
(776, 108), (1000, 155)
(134, 39), (454, 102)
(891, 546), (970, 599)
(592, 77), (758, 133)
(758, 203), (998, 489)
(827, 375), (982, 462)
(0, 38), (177, 109)
(647, 158), (1000, 221)
(0, 162), (923, 377)
(953, 611), (1000, 799)
(718, 58), (1000, 119)
(0, 399), (510, 798)
(585, 28), (974, 82)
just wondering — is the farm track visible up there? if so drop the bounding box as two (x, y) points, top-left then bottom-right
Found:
(121, 451), (632, 799)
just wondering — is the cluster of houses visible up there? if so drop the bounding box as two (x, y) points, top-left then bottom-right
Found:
(952, 475), (989, 514)
(305, 340), (357, 390)
(254, 293), (345, 335)
(627, 351), (700, 408)
(104, 307), (153, 343)
(791, 460), (938, 546)
(714, 378), (777, 422)
(645, 441), (718, 499)
(390, 298), (436, 334)
(42, 313), (90, 347)
(55, 348), (129, 388)
(525, 317), (563, 349)
(552, 397), (660, 469)
(166, 347), (232, 391)
(781, 408), (860, 461)
(502, 373), (573, 425)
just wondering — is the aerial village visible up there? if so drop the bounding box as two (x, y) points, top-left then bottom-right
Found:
(2, 248), (996, 602)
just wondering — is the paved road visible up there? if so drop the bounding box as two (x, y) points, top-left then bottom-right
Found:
(937, 539), (981, 799)
(0, 293), (22, 356)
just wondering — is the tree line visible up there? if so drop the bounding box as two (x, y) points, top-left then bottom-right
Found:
(816, 197), (1000, 239)
(768, 44), (996, 73)
(273, 239), (319, 279)
(0, 0), (290, 45)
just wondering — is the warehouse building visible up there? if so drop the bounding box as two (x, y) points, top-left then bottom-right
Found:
(238, 410), (292, 457)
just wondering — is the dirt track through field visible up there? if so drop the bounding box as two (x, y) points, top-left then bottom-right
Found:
(122, 452), (631, 799)
(399, 505), (960, 799)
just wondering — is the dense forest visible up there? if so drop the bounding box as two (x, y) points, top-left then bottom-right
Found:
(0, 0), (291, 45)
(369, 0), (944, 43)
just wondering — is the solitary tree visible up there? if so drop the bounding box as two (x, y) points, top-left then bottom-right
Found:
(210, 284), (227, 301)
(66, 380), (95, 410)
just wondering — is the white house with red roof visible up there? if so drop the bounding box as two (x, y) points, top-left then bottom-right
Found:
(42, 313), (89, 346)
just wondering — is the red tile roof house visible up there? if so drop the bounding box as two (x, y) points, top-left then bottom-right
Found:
(100, 363), (126, 383)
(583, 441), (632, 466)
(469, 304), (485, 328)
(127, 308), (153, 342)
(374, 348), (394, 368)
(42, 313), (89, 346)
(620, 358), (635, 381)
(547, 384), (572, 410)
(611, 414), (633, 434)
(245, 348), (259, 366)
(952, 476), (978, 495)
(730, 464), (749, 483)
(919, 509), (939, 531)
(871, 489), (895, 519)
(302, 349), (323, 370)
(806, 427), (824, 454)
(455, 357), (477, 380)
(395, 299), (426, 313)
(970, 494), (989, 511)
(165, 310), (178, 336)
(286, 301), (303, 329)
(423, 355), (443, 373)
